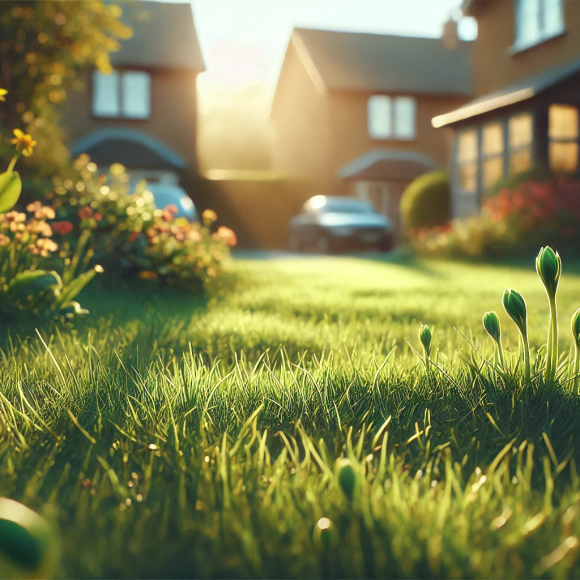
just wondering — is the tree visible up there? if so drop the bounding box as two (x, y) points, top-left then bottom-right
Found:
(0, 1), (131, 177)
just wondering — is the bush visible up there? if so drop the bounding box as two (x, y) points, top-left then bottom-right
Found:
(400, 171), (450, 232)
(0, 205), (100, 321)
(46, 156), (236, 290)
(410, 175), (580, 259)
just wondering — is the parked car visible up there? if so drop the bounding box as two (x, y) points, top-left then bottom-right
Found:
(288, 195), (393, 253)
(146, 183), (198, 221)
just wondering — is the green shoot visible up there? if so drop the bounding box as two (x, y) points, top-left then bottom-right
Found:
(536, 247), (562, 384)
(483, 311), (506, 369)
(572, 309), (580, 392)
(503, 289), (530, 382)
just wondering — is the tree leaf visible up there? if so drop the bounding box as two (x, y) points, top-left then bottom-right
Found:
(0, 171), (22, 213)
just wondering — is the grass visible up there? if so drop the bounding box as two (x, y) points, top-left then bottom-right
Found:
(3, 251), (580, 578)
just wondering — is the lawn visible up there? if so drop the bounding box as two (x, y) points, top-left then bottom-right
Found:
(2, 251), (580, 578)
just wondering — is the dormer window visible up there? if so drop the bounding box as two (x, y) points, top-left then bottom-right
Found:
(367, 95), (416, 140)
(515, 0), (564, 50)
(92, 70), (151, 120)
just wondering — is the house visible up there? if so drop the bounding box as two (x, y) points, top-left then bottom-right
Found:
(271, 28), (472, 236)
(433, 0), (580, 218)
(60, 1), (205, 187)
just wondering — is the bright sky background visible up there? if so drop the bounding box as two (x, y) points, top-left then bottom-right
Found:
(170, 0), (477, 86)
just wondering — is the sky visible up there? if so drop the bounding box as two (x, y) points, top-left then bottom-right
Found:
(180, 0), (478, 86)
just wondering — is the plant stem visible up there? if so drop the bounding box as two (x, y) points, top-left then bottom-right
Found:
(574, 346), (580, 393)
(549, 296), (558, 384)
(497, 340), (506, 371)
(522, 330), (531, 383)
(6, 154), (19, 173)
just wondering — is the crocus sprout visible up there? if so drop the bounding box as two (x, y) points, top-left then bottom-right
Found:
(335, 458), (357, 501)
(572, 309), (580, 391)
(419, 324), (432, 370)
(536, 246), (562, 384)
(503, 289), (530, 382)
(483, 311), (506, 369)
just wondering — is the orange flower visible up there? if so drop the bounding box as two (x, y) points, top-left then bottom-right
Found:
(139, 270), (158, 280)
(215, 226), (237, 247)
(11, 129), (36, 157)
(202, 209), (217, 223)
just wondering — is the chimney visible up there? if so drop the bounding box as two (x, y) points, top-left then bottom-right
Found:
(442, 17), (459, 49)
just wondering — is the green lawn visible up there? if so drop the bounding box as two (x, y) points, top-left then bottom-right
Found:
(3, 252), (580, 578)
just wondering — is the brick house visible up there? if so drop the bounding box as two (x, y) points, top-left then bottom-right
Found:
(271, 28), (472, 236)
(433, 0), (580, 218)
(60, 1), (205, 187)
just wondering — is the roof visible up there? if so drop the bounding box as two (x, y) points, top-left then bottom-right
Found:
(285, 28), (473, 96)
(432, 57), (580, 128)
(110, 1), (205, 71)
(338, 150), (439, 181)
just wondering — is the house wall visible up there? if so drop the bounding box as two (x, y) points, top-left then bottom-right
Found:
(60, 68), (200, 169)
(327, 91), (467, 195)
(472, 0), (580, 96)
(270, 41), (331, 194)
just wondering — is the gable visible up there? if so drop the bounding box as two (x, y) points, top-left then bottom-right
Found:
(111, 1), (205, 71)
(291, 28), (473, 96)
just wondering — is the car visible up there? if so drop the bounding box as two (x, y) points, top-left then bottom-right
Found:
(288, 195), (393, 253)
(145, 183), (198, 221)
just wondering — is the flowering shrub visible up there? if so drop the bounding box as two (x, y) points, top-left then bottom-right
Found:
(1, 86), (100, 322)
(410, 176), (580, 259)
(46, 155), (236, 289)
(0, 203), (101, 321)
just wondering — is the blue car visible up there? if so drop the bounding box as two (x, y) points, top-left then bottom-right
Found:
(288, 195), (393, 253)
(146, 183), (198, 222)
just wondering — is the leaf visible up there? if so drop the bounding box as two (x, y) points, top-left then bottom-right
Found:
(56, 269), (97, 307)
(7, 270), (62, 297)
(59, 301), (89, 318)
(0, 170), (22, 213)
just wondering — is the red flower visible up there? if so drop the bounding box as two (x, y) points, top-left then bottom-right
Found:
(165, 204), (179, 214)
(51, 221), (74, 235)
(128, 231), (140, 243)
(78, 207), (94, 219)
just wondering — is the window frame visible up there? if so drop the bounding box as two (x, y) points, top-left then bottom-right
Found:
(91, 68), (152, 121)
(511, 0), (565, 53)
(481, 121), (507, 191)
(548, 103), (579, 173)
(367, 94), (417, 141)
(507, 112), (534, 175)
(455, 127), (480, 196)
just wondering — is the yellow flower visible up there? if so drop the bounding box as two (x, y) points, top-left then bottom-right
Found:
(11, 128), (36, 157)
(139, 270), (158, 280)
(202, 209), (217, 223)
(0, 88), (7, 101)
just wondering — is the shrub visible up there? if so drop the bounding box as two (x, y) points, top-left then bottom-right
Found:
(410, 175), (580, 259)
(400, 171), (451, 232)
(46, 156), (236, 290)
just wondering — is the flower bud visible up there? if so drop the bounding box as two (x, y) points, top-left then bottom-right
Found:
(536, 246), (561, 299)
(419, 324), (432, 358)
(572, 309), (580, 350)
(312, 517), (337, 553)
(502, 289), (527, 335)
(0, 498), (58, 579)
(335, 458), (356, 501)
(483, 311), (501, 345)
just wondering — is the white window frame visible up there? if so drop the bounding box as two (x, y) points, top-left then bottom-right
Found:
(92, 69), (151, 120)
(367, 95), (417, 141)
(513, 0), (565, 51)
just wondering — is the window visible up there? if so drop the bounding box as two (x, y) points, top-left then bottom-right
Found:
(92, 70), (151, 119)
(457, 129), (478, 193)
(508, 114), (533, 173)
(515, 0), (564, 49)
(482, 123), (505, 189)
(367, 95), (416, 140)
(549, 104), (579, 173)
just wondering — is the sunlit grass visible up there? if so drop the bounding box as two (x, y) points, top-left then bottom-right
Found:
(3, 252), (580, 577)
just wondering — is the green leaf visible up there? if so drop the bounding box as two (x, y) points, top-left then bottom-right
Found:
(0, 170), (22, 213)
(56, 268), (97, 307)
(7, 270), (62, 297)
(59, 301), (89, 318)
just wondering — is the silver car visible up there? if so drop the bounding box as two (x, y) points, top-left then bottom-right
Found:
(288, 195), (393, 253)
